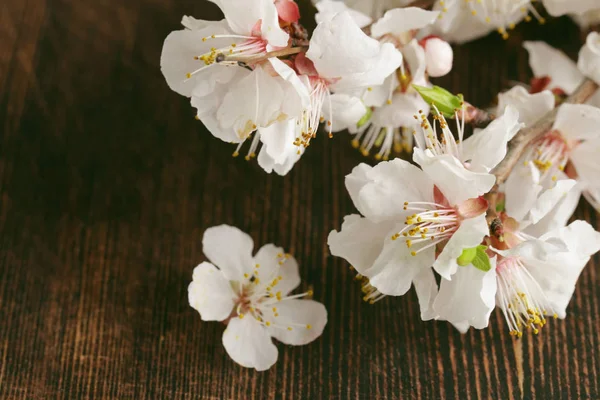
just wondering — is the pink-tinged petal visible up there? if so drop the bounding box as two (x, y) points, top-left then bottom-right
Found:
(497, 86), (554, 126)
(433, 259), (497, 331)
(461, 105), (523, 172)
(210, 0), (289, 47)
(578, 32), (600, 85)
(253, 244), (300, 296)
(552, 103), (600, 141)
(413, 149), (496, 206)
(413, 268), (439, 321)
(328, 214), (396, 275)
(222, 317), (278, 371)
(275, 0), (300, 23)
(543, 0), (600, 16)
(433, 214), (489, 280)
(523, 41), (584, 95)
(202, 225), (255, 280)
(266, 300), (327, 345)
(188, 262), (236, 321)
(456, 197), (488, 219)
(371, 7), (439, 38)
(306, 12), (402, 90)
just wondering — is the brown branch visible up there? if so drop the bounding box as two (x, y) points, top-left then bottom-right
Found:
(491, 78), (599, 185)
(224, 46), (308, 64)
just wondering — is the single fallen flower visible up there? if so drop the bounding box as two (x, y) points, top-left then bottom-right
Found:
(189, 225), (327, 371)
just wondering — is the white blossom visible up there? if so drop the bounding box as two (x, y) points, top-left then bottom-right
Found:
(189, 225), (327, 371)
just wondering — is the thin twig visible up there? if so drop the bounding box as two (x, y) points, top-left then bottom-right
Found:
(491, 78), (599, 185)
(225, 46), (308, 64)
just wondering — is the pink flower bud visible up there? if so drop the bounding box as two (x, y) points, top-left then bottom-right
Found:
(423, 37), (453, 78)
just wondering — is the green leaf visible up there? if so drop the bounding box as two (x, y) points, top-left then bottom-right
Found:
(457, 247), (477, 266)
(471, 245), (492, 272)
(412, 85), (463, 118)
(495, 199), (505, 213)
(356, 106), (373, 128)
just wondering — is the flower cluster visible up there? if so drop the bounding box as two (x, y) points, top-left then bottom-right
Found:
(164, 0), (600, 371)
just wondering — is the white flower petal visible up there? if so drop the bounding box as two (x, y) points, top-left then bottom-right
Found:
(523, 41), (584, 95)
(315, 0), (373, 27)
(413, 149), (496, 206)
(222, 316), (278, 371)
(253, 244), (300, 296)
(504, 162), (543, 223)
(202, 225), (255, 280)
(570, 137), (600, 194)
(540, 220), (600, 257)
(217, 66), (286, 140)
(578, 32), (600, 84)
(210, 0), (288, 47)
(433, 259), (497, 331)
(366, 224), (436, 296)
(524, 178), (582, 238)
(268, 58), (311, 109)
(351, 158), (434, 223)
(403, 39), (428, 86)
(345, 163), (373, 216)
(259, 119), (299, 165)
(371, 7), (439, 38)
(323, 93), (367, 132)
(307, 12), (402, 90)
(526, 179), (577, 226)
(552, 103), (600, 141)
(372, 93), (428, 128)
(328, 214), (396, 275)
(188, 262), (236, 321)
(266, 299), (327, 345)
(160, 22), (233, 97)
(413, 267), (439, 321)
(461, 105), (523, 172)
(543, 0), (600, 16)
(433, 214), (489, 280)
(497, 86), (555, 126)
(431, 1), (494, 44)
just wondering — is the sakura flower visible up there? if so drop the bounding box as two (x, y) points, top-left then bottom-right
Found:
(492, 220), (600, 337)
(434, 158), (583, 334)
(161, 0), (289, 97)
(189, 225), (327, 371)
(270, 11), (402, 149)
(327, 155), (491, 318)
(315, 4), (450, 158)
(508, 104), (600, 211)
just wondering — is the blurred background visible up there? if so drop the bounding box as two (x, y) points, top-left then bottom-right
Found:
(0, 0), (597, 398)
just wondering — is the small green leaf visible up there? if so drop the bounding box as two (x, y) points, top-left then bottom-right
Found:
(412, 85), (463, 118)
(457, 247), (477, 266)
(472, 245), (492, 272)
(356, 106), (373, 128)
(495, 199), (505, 213)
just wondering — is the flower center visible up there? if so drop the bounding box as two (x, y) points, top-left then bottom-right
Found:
(186, 36), (268, 80)
(496, 257), (558, 337)
(391, 202), (460, 256)
(523, 130), (570, 181)
(233, 255), (313, 332)
(293, 77), (333, 149)
(414, 107), (466, 160)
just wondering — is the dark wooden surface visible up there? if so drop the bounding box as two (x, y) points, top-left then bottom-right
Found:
(0, 1), (598, 398)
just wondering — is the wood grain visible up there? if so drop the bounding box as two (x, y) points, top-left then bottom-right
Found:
(0, 1), (598, 398)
